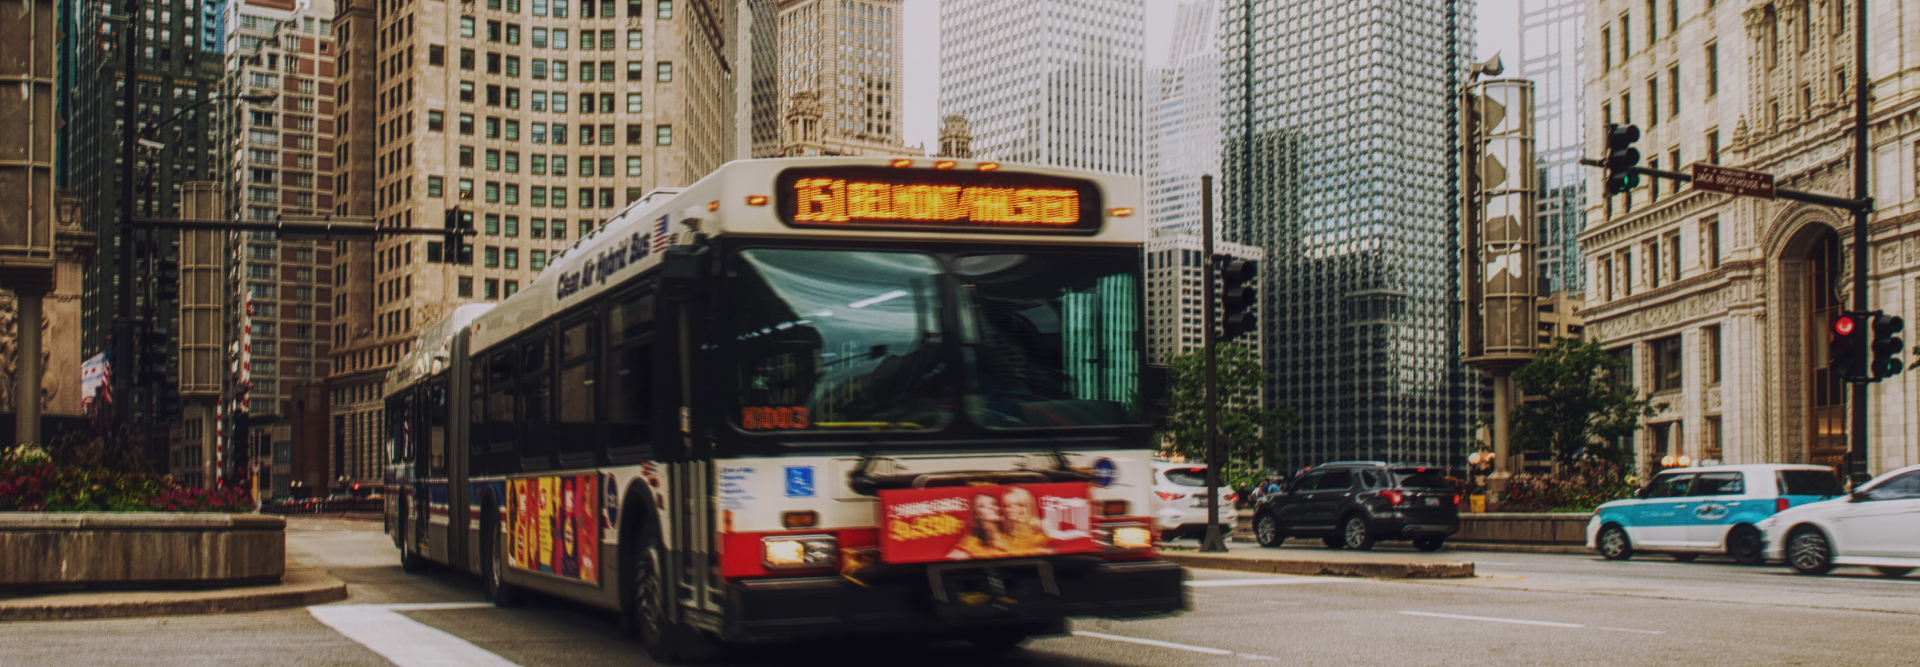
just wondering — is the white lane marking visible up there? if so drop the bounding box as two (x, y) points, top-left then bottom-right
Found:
(380, 602), (498, 612)
(1399, 611), (1582, 628)
(1473, 562), (1520, 567)
(1186, 577), (1362, 587)
(1400, 611), (1665, 635)
(1072, 631), (1283, 661)
(310, 604), (521, 667)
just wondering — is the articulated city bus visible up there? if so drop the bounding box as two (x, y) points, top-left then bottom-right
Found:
(382, 156), (1184, 661)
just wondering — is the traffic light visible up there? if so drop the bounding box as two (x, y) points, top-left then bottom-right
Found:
(155, 257), (180, 301)
(1604, 124), (1642, 194)
(1872, 314), (1905, 380)
(439, 209), (474, 264)
(1218, 257), (1258, 342)
(1830, 312), (1868, 382)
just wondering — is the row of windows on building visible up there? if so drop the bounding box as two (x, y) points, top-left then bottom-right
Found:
(449, 53), (675, 83)
(1596, 217), (1721, 301)
(451, 0), (674, 23)
(427, 180), (647, 209)
(443, 81), (670, 110)
(429, 116), (674, 146)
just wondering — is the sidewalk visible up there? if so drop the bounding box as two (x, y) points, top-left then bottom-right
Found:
(0, 537), (349, 622)
(1162, 542), (1476, 579)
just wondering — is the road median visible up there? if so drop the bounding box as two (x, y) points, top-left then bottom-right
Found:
(0, 565), (347, 622)
(1162, 548), (1475, 579)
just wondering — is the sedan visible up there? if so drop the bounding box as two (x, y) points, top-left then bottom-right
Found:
(1759, 464), (1920, 576)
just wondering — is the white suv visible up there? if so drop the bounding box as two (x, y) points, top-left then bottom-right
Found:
(1150, 461), (1237, 541)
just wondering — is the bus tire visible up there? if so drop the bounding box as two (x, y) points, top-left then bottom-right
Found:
(623, 516), (682, 663)
(398, 497), (427, 574)
(483, 501), (525, 607)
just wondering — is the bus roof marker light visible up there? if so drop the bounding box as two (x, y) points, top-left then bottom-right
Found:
(1110, 208), (1134, 217)
(707, 200), (720, 212)
(890, 159), (913, 168)
(746, 195), (769, 206)
(934, 160), (956, 170)
(977, 162), (1000, 172)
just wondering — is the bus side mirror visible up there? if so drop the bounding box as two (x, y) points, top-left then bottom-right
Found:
(1142, 364), (1169, 429)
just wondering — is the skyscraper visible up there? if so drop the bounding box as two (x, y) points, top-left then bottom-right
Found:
(1220, 0), (1479, 466)
(1144, 0), (1222, 234)
(321, 0), (733, 493)
(773, 0), (909, 157)
(1521, 0), (1585, 292)
(938, 0), (1143, 174)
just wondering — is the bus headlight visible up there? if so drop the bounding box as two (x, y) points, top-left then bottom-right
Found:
(1098, 522), (1153, 551)
(762, 534), (839, 569)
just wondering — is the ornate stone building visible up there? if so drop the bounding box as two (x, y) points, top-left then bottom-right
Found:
(1580, 0), (1920, 476)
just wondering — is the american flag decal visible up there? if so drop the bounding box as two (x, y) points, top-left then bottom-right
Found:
(652, 215), (671, 253)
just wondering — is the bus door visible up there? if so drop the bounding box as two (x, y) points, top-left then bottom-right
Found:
(662, 246), (724, 621)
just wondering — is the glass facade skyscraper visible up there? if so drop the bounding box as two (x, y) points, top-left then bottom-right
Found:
(938, 0), (1143, 175)
(1220, 0), (1481, 466)
(1145, 0), (1223, 234)
(1522, 0), (1586, 292)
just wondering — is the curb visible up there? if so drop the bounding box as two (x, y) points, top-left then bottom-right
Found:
(1163, 552), (1475, 579)
(0, 567), (348, 622)
(1438, 542), (1592, 556)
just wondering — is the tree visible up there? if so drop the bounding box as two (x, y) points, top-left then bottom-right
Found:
(1510, 338), (1664, 467)
(1157, 344), (1298, 490)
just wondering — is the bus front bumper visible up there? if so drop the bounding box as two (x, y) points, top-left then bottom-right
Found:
(721, 559), (1185, 642)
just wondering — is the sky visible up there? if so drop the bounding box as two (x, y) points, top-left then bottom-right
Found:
(898, 0), (1525, 152)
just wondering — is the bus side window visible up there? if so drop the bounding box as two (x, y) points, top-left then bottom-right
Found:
(606, 287), (654, 462)
(487, 351), (519, 465)
(520, 335), (555, 470)
(470, 357), (492, 476)
(428, 380), (449, 476)
(557, 315), (598, 466)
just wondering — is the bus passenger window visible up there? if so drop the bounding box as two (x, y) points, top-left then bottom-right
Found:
(558, 318), (598, 463)
(606, 289), (654, 459)
(487, 352), (517, 459)
(519, 336), (554, 469)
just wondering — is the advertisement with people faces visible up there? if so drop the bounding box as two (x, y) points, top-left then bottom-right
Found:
(878, 483), (1096, 564)
(509, 474), (601, 584)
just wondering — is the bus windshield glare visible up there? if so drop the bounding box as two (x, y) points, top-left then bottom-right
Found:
(729, 249), (1142, 432)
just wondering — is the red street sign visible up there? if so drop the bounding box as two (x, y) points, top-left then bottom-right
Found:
(1691, 162), (1776, 200)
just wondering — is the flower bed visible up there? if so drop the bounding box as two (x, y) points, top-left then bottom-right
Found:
(1, 444), (251, 513)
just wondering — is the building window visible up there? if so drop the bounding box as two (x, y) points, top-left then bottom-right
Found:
(1703, 416), (1723, 461)
(627, 156), (642, 176)
(461, 16), (475, 37)
(1705, 324), (1723, 384)
(532, 250), (547, 269)
(461, 48), (476, 70)
(1707, 130), (1721, 164)
(1603, 27), (1612, 70)
(485, 246), (500, 267)
(1664, 231), (1681, 283)
(458, 277), (474, 297)
(626, 93), (643, 113)
(430, 45), (446, 66)
(505, 248), (519, 269)
(485, 278), (500, 300)
(1702, 217), (1721, 269)
(1668, 66), (1680, 117)
(1706, 43), (1718, 96)
(656, 61), (673, 82)
(656, 125), (672, 145)
(429, 110), (445, 132)
(657, 0), (672, 18)
(1652, 335), (1684, 392)
(485, 214), (500, 235)
(628, 30), (642, 49)
(428, 176), (443, 197)
(460, 81), (475, 102)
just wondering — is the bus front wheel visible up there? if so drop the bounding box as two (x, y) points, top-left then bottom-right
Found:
(624, 519), (681, 663)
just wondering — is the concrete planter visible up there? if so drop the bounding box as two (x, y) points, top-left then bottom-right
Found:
(1455, 512), (1592, 546)
(0, 513), (285, 591)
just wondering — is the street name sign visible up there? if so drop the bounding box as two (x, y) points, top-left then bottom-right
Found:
(1691, 162), (1776, 200)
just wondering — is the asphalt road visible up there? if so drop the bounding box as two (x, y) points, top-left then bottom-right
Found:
(4, 517), (1917, 667)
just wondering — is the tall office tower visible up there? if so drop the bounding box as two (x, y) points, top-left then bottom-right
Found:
(1220, 0), (1478, 467)
(70, 0), (228, 434)
(321, 0), (730, 493)
(1143, 0), (1221, 234)
(741, 0), (781, 158)
(938, 0), (1143, 174)
(219, 0), (340, 428)
(1521, 0), (1585, 292)
(1144, 230), (1263, 366)
(773, 0), (908, 157)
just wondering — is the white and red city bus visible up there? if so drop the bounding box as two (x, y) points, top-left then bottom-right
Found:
(383, 156), (1183, 661)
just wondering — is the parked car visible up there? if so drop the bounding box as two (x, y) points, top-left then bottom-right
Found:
(1758, 464), (1920, 576)
(1150, 461), (1237, 540)
(1250, 462), (1460, 551)
(1587, 463), (1844, 564)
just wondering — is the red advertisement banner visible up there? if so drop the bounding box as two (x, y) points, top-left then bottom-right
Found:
(877, 483), (1095, 564)
(509, 474), (601, 584)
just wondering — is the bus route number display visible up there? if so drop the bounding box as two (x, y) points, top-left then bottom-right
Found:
(776, 166), (1102, 234)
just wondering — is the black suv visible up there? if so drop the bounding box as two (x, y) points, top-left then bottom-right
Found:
(1251, 462), (1460, 551)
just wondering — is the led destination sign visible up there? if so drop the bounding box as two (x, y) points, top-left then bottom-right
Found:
(777, 166), (1102, 233)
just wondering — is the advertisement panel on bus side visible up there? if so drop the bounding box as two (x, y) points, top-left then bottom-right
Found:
(509, 474), (601, 584)
(878, 483), (1096, 564)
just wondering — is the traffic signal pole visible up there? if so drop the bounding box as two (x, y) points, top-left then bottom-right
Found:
(1200, 174), (1227, 553)
(1848, 0), (1872, 483)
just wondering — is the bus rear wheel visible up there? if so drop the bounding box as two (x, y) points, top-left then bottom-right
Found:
(398, 498), (426, 574)
(483, 504), (524, 607)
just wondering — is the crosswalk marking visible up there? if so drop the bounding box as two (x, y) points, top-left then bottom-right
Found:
(309, 603), (520, 667)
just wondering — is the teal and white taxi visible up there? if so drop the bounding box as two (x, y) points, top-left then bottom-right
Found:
(1587, 464), (1844, 563)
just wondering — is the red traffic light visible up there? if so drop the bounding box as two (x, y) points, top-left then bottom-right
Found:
(1834, 315), (1856, 337)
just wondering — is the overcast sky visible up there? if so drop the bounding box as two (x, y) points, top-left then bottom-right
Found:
(899, 0), (1525, 152)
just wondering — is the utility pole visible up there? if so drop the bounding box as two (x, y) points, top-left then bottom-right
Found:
(1201, 174), (1228, 553)
(1848, 0), (1872, 483)
(114, 0), (140, 429)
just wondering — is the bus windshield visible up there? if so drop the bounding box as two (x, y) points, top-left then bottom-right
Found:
(728, 248), (1143, 432)
(958, 253), (1141, 428)
(730, 249), (952, 431)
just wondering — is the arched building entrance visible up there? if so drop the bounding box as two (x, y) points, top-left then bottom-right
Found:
(1803, 229), (1847, 468)
(1770, 215), (1847, 468)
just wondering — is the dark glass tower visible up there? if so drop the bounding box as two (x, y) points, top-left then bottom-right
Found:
(1220, 0), (1483, 468)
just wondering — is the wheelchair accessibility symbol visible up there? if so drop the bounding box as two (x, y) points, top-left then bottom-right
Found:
(785, 466), (815, 498)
